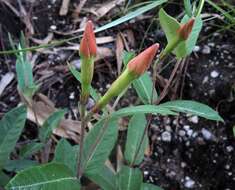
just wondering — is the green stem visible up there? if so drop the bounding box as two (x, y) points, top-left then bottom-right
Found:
(196, 0), (205, 17)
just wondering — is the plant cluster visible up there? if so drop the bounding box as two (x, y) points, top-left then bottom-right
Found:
(0, 1), (223, 190)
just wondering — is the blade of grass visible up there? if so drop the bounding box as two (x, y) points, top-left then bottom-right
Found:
(205, 0), (235, 24)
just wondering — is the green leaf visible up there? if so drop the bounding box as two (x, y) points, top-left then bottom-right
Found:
(0, 106), (27, 169)
(68, 65), (100, 101)
(124, 114), (148, 165)
(141, 183), (163, 190)
(86, 165), (117, 190)
(15, 44), (38, 98)
(159, 8), (181, 44)
(159, 9), (202, 58)
(53, 138), (78, 176)
(184, 0), (192, 17)
(118, 165), (142, 190)
(133, 73), (158, 104)
(181, 15), (203, 55)
(233, 126), (235, 137)
(83, 119), (118, 176)
(4, 159), (38, 172)
(110, 105), (177, 119)
(159, 100), (223, 121)
(19, 142), (44, 158)
(95, 0), (167, 33)
(122, 51), (135, 66)
(0, 171), (10, 186)
(6, 163), (80, 190)
(39, 109), (66, 142)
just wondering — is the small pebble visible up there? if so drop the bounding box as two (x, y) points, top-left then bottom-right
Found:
(50, 25), (57, 30)
(179, 130), (186, 137)
(202, 45), (211, 54)
(193, 45), (200, 52)
(71, 59), (81, 69)
(210, 70), (219, 78)
(201, 128), (212, 140)
(226, 145), (234, 153)
(187, 129), (193, 137)
(190, 116), (199, 124)
(184, 177), (195, 188)
(69, 92), (75, 100)
(161, 131), (171, 142)
(184, 125), (190, 130)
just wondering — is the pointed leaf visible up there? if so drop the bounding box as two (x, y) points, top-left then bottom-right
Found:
(124, 114), (148, 165)
(133, 73), (158, 104)
(118, 165), (142, 190)
(0, 106), (27, 169)
(6, 163), (80, 190)
(83, 119), (118, 176)
(86, 165), (117, 190)
(68, 65), (100, 101)
(53, 138), (78, 176)
(39, 109), (66, 142)
(159, 8), (181, 44)
(159, 100), (223, 121)
(110, 105), (177, 119)
(19, 142), (44, 158)
(181, 15), (203, 55)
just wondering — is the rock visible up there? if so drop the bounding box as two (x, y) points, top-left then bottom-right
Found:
(201, 128), (213, 140)
(210, 70), (219, 78)
(161, 131), (172, 142)
(190, 116), (199, 124)
(202, 45), (211, 54)
(184, 177), (195, 188)
(179, 130), (186, 137)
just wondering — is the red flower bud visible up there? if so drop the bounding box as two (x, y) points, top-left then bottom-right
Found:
(80, 21), (97, 58)
(128, 44), (159, 76)
(177, 18), (195, 40)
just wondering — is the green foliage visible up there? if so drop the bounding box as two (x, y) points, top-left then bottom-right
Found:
(0, 171), (10, 186)
(124, 114), (148, 165)
(5, 163), (80, 190)
(0, 106), (27, 169)
(82, 119), (118, 176)
(53, 139), (79, 176)
(133, 73), (158, 104)
(86, 165), (117, 190)
(39, 109), (66, 142)
(4, 159), (38, 172)
(118, 165), (143, 190)
(159, 8), (203, 58)
(184, 0), (192, 17)
(122, 51), (158, 104)
(159, 100), (223, 121)
(69, 64), (100, 101)
(12, 35), (38, 98)
(19, 142), (44, 159)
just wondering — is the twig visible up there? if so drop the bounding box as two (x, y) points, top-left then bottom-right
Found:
(77, 100), (86, 178)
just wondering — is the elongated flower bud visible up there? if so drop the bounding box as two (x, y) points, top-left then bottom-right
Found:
(80, 21), (97, 58)
(128, 44), (159, 76)
(92, 44), (159, 112)
(80, 21), (97, 103)
(177, 18), (195, 40)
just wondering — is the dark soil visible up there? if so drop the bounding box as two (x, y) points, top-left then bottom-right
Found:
(0, 0), (234, 190)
